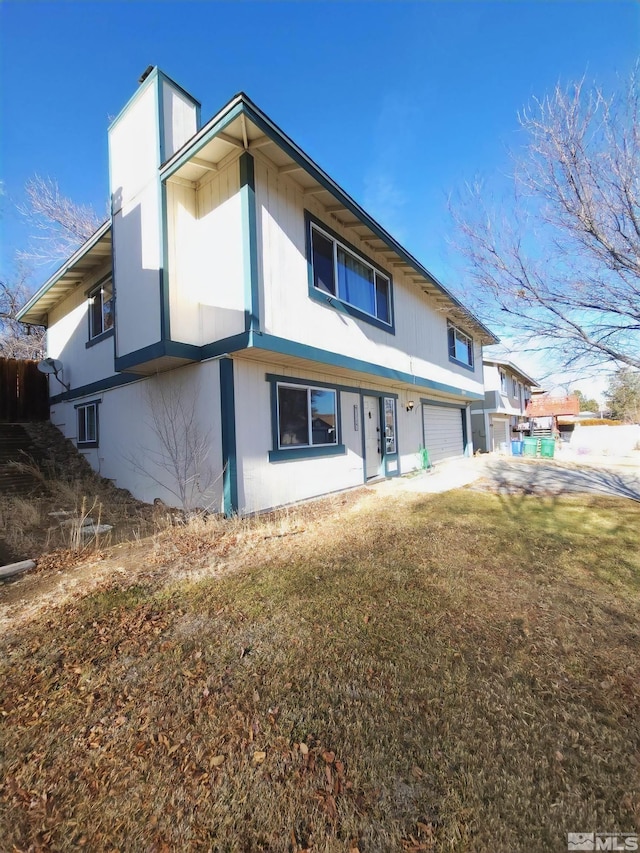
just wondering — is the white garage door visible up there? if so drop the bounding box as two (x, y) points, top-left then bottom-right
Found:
(422, 404), (464, 464)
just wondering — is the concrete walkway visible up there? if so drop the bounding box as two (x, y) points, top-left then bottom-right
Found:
(376, 452), (640, 501)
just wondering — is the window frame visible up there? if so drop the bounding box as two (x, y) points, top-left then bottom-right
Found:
(447, 322), (475, 371)
(306, 211), (395, 334)
(267, 376), (346, 462)
(75, 400), (100, 449)
(86, 275), (114, 345)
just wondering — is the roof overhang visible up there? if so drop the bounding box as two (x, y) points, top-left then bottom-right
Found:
(161, 94), (499, 347)
(17, 221), (112, 326)
(484, 358), (540, 388)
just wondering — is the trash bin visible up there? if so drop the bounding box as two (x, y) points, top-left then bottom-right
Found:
(511, 440), (524, 456)
(540, 437), (555, 458)
(523, 437), (538, 457)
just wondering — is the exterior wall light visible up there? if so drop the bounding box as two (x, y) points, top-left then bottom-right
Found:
(406, 400), (415, 412)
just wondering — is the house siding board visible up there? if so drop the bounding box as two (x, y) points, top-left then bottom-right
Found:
(47, 262), (117, 392)
(161, 79), (198, 161)
(112, 188), (163, 357)
(49, 360), (224, 510)
(253, 159), (484, 399)
(164, 159), (245, 346)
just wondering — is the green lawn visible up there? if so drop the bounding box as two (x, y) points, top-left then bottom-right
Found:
(1, 489), (639, 852)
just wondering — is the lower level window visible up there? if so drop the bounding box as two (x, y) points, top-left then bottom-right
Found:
(77, 402), (99, 448)
(277, 384), (337, 448)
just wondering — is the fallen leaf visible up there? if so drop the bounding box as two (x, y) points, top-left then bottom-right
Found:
(299, 742), (309, 755)
(252, 751), (266, 764)
(210, 755), (225, 767)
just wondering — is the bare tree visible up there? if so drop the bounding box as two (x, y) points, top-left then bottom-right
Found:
(17, 175), (102, 266)
(125, 379), (218, 512)
(451, 68), (640, 375)
(0, 270), (45, 359)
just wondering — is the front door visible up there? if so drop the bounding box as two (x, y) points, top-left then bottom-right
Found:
(363, 396), (381, 479)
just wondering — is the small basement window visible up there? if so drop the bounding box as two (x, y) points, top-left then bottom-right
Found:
(76, 401), (99, 448)
(88, 278), (114, 340)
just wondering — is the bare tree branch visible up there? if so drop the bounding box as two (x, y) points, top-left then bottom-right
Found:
(125, 379), (219, 512)
(451, 67), (640, 373)
(17, 175), (102, 266)
(0, 270), (45, 359)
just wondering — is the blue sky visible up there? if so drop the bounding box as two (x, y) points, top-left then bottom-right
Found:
(1, 1), (638, 391)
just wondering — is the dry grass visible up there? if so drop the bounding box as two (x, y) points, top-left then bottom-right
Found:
(1, 488), (639, 852)
(0, 462), (156, 563)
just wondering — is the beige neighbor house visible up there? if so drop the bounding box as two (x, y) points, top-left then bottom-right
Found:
(471, 358), (540, 452)
(18, 67), (497, 515)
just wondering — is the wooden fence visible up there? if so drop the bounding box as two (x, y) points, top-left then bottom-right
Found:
(0, 358), (49, 422)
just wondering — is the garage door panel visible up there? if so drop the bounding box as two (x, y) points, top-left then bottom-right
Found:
(422, 404), (464, 463)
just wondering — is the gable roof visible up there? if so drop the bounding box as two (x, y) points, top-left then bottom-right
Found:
(18, 83), (498, 346)
(161, 92), (498, 346)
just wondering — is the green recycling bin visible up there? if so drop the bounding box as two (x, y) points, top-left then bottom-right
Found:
(523, 437), (538, 457)
(540, 437), (555, 458)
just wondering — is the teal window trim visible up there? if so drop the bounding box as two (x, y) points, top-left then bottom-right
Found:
(305, 211), (395, 335)
(447, 322), (475, 371)
(268, 376), (344, 462)
(268, 445), (346, 463)
(87, 276), (114, 342)
(75, 399), (100, 449)
(85, 328), (114, 349)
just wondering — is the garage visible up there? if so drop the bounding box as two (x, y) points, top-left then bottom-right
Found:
(422, 403), (465, 464)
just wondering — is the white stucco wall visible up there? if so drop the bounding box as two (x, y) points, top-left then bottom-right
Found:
(166, 160), (245, 345)
(49, 360), (224, 511)
(253, 155), (484, 400)
(47, 260), (117, 391)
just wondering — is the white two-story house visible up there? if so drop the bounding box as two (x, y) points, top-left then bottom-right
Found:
(18, 68), (497, 515)
(470, 358), (539, 452)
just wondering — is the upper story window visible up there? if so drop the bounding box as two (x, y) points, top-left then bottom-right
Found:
(88, 278), (114, 340)
(512, 377), (518, 397)
(448, 323), (474, 369)
(309, 217), (392, 330)
(500, 370), (508, 393)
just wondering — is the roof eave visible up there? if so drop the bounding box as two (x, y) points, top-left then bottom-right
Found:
(16, 220), (112, 325)
(161, 93), (498, 346)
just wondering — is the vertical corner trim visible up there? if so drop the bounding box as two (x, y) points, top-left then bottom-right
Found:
(239, 151), (260, 333)
(220, 357), (238, 516)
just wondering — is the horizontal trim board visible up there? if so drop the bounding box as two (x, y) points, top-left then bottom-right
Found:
(252, 333), (483, 400)
(50, 372), (143, 404)
(268, 444), (346, 462)
(115, 340), (202, 372)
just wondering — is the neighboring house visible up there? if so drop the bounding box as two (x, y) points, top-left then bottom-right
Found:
(18, 67), (497, 515)
(471, 358), (539, 452)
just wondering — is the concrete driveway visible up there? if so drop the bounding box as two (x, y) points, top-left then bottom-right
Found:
(382, 454), (640, 501)
(476, 456), (640, 501)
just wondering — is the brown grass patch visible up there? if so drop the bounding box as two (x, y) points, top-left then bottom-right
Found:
(1, 489), (639, 851)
